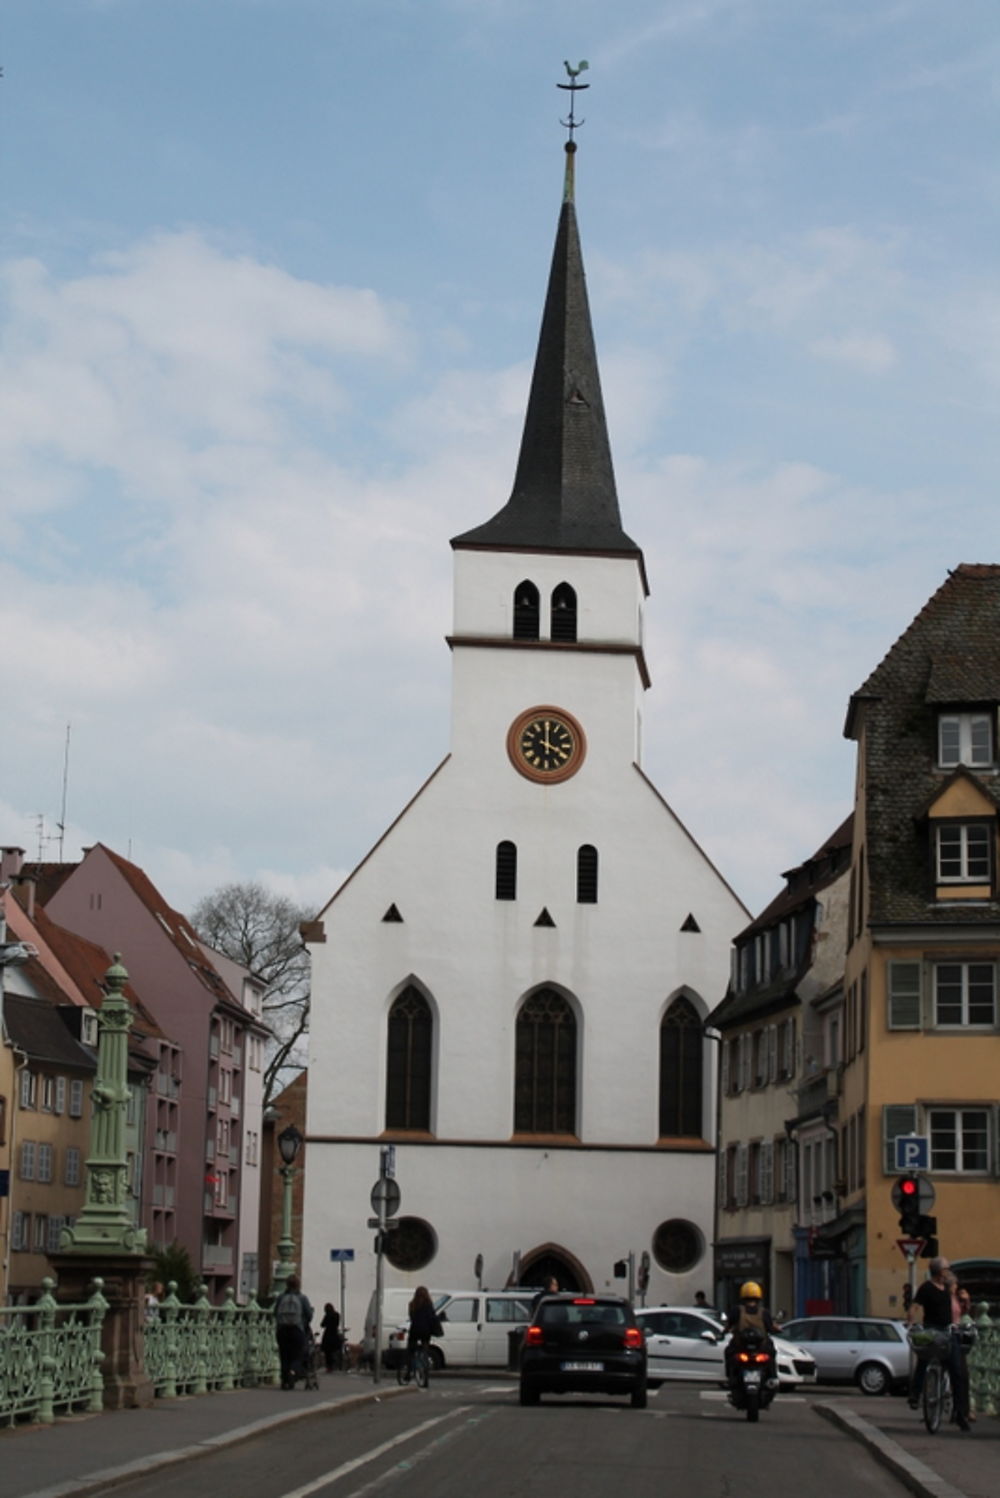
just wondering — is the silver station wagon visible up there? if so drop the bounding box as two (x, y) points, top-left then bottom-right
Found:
(779, 1315), (911, 1395)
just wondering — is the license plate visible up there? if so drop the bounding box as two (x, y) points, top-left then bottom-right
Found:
(561, 1360), (603, 1372)
(743, 1371), (761, 1385)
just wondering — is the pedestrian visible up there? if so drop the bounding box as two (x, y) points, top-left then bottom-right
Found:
(144, 1281), (164, 1323)
(694, 1291), (709, 1311)
(274, 1274), (314, 1390)
(907, 1255), (970, 1430)
(320, 1301), (343, 1372)
(531, 1276), (560, 1312)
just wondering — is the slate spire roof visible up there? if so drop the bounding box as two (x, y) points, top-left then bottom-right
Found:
(451, 140), (642, 562)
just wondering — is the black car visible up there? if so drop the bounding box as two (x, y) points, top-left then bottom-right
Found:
(519, 1294), (647, 1407)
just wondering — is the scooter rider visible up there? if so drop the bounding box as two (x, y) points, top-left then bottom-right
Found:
(725, 1281), (778, 1392)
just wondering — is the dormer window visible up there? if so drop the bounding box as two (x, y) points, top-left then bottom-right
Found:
(513, 581), (540, 640)
(938, 712), (993, 768)
(550, 583), (577, 643)
(936, 822), (992, 884)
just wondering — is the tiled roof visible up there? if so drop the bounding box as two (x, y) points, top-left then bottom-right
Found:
(3, 992), (96, 1071)
(846, 564), (1000, 925)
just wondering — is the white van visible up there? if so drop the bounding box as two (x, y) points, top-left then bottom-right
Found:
(386, 1289), (536, 1369)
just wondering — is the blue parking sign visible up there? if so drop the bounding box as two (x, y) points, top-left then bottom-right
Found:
(894, 1135), (929, 1171)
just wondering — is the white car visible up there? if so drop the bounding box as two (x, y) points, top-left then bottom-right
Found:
(635, 1306), (817, 1388)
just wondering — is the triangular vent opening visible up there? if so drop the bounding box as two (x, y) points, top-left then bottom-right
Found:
(534, 908), (556, 928)
(382, 904), (404, 924)
(680, 913), (701, 933)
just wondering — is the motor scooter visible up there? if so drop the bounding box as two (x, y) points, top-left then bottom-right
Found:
(728, 1327), (776, 1422)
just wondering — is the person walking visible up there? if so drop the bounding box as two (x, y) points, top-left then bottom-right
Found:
(320, 1301), (343, 1372)
(274, 1274), (314, 1390)
(907, 1255), (970, 1430)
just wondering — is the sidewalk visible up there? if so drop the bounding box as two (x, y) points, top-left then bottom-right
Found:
(814, 1392), (999, 1498)
(1, 1372), (411, 1498)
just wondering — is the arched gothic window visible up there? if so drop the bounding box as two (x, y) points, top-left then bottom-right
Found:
(514, 989), (577, 1134)
(385, 986), (432, 1131)
(513, 581), (540, 640)
(658, 996), (703, 1138)
(550, 582), (577, 642)
(577, 845), (598, 903)
(496, 841), (517, 900)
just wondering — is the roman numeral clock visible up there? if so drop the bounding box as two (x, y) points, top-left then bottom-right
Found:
(507, 706), (587, 784)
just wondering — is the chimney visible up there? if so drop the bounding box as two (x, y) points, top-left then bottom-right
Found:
(1, 846), (25, 883)
(15, 873), (37, 919)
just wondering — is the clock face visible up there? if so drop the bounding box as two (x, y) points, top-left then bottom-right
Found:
(507, 706), (586, 784)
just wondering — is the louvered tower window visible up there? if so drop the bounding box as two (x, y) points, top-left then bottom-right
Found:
(496, 841), (517, 900)
(577, 845), (598, 903)
(513, 581), (540, 640)
(514, 989), (576, 1133)
(385, 986), (432, 1131)
(550, 582), (577, 642)
(658, 996), (703, 1138)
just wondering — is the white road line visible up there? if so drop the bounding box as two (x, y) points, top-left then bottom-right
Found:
(276, 1408), (470, 1498)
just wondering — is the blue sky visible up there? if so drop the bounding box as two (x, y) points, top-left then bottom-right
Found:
(2, 0), (998, 922)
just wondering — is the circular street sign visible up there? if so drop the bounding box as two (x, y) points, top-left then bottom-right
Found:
(371, 1177), (401, 1217)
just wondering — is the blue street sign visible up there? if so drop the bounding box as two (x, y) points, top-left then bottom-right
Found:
(330, 1248), (355, 1262)
(894, 1135), (929, 1172)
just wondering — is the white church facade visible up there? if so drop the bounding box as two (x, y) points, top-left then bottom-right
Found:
(301, 135), (747, 1328)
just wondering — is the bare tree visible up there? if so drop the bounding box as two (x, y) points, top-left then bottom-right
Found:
(191, 881), (312, 1105)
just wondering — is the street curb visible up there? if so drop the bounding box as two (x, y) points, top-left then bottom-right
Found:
(18, 1385), (416, 1498)
(814, 1400), (971, 1498)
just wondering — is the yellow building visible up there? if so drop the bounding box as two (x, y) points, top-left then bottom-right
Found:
(839, 565), (1000, 1313)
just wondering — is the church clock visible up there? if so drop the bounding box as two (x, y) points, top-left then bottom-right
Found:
(507, 706), (586, 784)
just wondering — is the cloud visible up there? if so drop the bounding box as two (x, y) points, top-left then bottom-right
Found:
(809, 332), (897, 373)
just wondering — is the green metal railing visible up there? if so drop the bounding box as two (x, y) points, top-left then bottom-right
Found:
(0, 1278), (107, 1427)
(144, 1283), (279, 1397)
(968, 1305), (1000, 1417)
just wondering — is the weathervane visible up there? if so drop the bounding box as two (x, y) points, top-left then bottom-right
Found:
(558, 59), (590, 142)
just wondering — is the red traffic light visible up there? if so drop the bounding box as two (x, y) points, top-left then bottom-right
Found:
(900, 1177), (918, 1197)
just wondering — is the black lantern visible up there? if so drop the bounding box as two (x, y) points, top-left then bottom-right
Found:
(277, 1123), (303, 1167)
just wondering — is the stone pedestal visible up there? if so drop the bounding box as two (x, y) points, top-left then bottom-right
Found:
(50, 1252), (155, 1409)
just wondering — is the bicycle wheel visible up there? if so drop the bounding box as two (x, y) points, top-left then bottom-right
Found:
(396, 1357), (411, 1386)
(415, 1349), (429, 1389)
(922, 1362), (943, 1433)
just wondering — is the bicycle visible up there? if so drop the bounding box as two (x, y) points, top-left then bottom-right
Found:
(396, 1339), (431, 1389)
(910, 1325), (975, 1433)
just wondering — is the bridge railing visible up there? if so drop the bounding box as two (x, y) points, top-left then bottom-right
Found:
(0, 1277), (107, 1427)
(967, 1305), (1000, 1418)
(143, 1282), (279, 1397)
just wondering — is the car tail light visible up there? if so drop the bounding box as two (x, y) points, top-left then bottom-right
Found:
(525, 1325), (544, 1347)
(572, 1298), (596, 1305)
(624, 1327), (643, 1350)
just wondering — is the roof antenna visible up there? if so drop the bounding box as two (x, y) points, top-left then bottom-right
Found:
(57, 722), (71, 863)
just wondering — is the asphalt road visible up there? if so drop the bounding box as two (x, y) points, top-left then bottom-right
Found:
(76, 1381), (911, 1498)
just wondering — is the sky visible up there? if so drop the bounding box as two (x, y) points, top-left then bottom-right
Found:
(2, 0), (998, 929)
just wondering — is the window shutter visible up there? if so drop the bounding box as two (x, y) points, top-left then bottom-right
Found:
(784, 1140), (798, 1204)
(735, 1143), (749, 1207)
(887, 962), (922, 1029)
(882, 1104), (918, 1173)
(717, 1149), (728, 1208)
(767, 1026), (778, 1084)
(720, 1041), (730, 1096)
(760, 1140), (774, 1205)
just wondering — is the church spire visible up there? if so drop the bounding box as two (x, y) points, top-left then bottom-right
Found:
(452, 73), (641, 561)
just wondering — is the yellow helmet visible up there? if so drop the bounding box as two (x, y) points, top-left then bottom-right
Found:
(739, 1281), (764, 1301)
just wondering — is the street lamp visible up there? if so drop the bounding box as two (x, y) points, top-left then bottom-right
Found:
(271, 1123), (303, 1298)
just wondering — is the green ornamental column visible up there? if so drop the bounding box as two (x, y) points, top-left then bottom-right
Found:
(61, 953), (148, 1254)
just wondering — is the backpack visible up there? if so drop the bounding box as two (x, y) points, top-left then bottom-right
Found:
(276, 1292), (303, 1327)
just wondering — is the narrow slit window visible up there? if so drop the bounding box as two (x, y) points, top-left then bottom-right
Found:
(576, 845), (598, 903)
(496, 841), (517, 900)
(385, 986), (432, 1131)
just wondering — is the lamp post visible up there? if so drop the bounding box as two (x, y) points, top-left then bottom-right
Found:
(271, 1123), (303, 1298)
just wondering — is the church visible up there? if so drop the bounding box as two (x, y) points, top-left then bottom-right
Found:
(301, 123), (747, 1328)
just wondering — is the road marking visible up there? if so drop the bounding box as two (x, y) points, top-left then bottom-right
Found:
(276, 1408), (470, 1498)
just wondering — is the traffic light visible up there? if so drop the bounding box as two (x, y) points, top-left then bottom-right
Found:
(896, 1174), (920, 1235)
(637, 1252), (650, 1295)
(918, 1215), (938, 1257)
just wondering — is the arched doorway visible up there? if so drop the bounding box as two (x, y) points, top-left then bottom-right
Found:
(517, 1243), (591, 1294)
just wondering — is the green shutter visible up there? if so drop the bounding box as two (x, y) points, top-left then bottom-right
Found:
(887, 961), (922, 1029)
(882, 1103), (918, 1173)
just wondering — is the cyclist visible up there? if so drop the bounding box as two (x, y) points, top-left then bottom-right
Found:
(406, 1285), (443, 1380)
(907, 1255), (970, 1431)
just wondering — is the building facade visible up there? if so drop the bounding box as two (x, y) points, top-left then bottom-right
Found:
(301, 139), (747, 1331)
(841, 565), (1000, 1312)
(711, 818), (851, 1317)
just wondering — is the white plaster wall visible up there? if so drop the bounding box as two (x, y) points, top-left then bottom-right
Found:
(452, 551), (644, 645)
